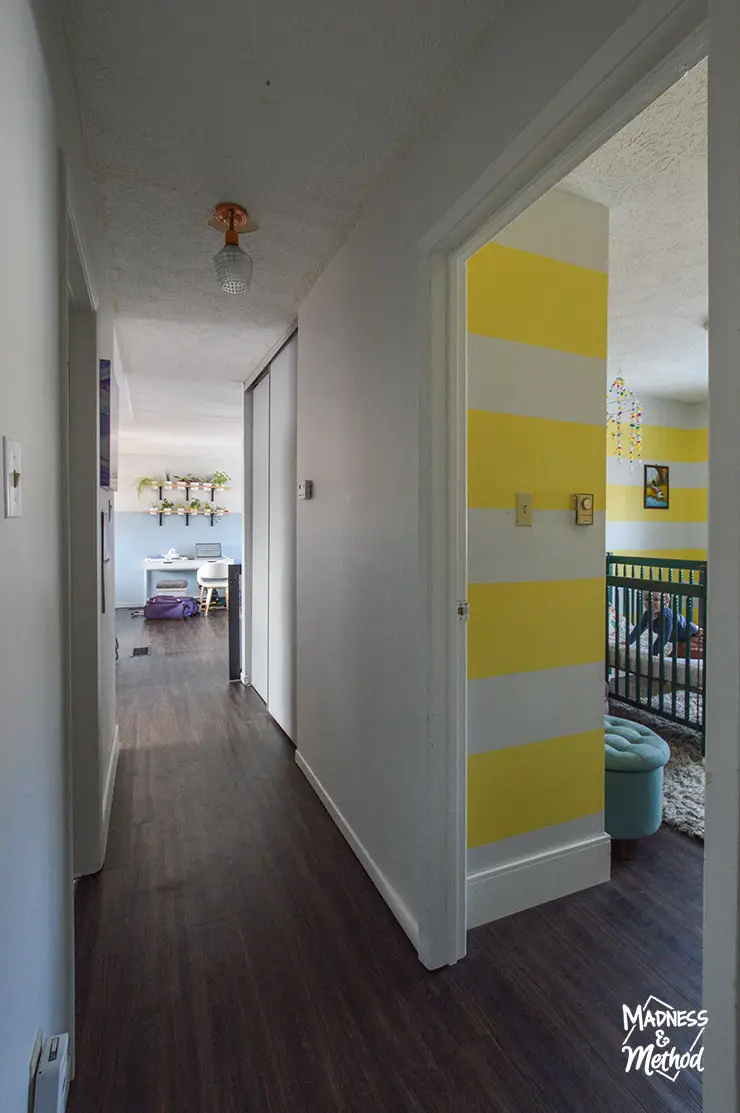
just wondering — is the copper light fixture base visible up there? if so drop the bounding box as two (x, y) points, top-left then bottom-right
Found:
(208, 202), (259, 235)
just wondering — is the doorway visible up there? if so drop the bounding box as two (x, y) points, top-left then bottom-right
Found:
(425, 6), (740, 1107)
(64, 197), (118, 883)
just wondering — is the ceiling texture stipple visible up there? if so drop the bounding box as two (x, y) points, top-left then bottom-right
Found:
(63, 0), (508, 449)
(563, 59), (707, 403)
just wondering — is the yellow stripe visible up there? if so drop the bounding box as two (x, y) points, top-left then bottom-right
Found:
(467, 243), (608, 358)
(468, 410), (605, 511)
(606, 485), (708, 523)
(467, 731), (605, 846)
(615, 548), (707, 562)
(607, 424), (707, 463)
(468, 579), (604, 678)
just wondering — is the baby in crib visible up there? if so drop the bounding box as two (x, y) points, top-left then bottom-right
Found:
(628, 591), (701, 656)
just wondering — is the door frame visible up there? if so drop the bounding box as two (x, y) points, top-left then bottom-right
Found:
(59, 156), (100, 1075)
(421, 1), (706, 962)
(242, 327), (298, 696)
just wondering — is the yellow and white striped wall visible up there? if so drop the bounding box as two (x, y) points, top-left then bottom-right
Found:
(606, 396), (708, 561)
(466, 188), (610, 929)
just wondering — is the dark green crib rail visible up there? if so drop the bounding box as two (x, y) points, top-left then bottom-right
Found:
(606, 553), (707, 751)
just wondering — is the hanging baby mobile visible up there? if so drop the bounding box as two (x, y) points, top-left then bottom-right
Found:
(606, 375), (642, 465)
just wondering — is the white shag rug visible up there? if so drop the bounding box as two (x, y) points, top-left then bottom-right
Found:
(609, 701), (705, 840)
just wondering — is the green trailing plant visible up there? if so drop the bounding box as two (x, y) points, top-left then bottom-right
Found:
(159, 498), (176, 511)
(189, 498), (202, 512)
(210, 470), (230, 487)
(136, 476), (165, 497)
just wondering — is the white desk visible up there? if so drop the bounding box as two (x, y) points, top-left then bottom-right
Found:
(143, 558), (233, 599)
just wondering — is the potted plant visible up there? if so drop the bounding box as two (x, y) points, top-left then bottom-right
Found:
(160, 498), (176, 515)
(210, 470), (230, 488)
(173, 473), (205, 489)
(136, 476), (165, 497)
(189, 498), (202, 515)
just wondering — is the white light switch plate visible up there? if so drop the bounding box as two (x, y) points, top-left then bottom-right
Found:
(3, 436), (22, 518)
(515, 492), (532, 526)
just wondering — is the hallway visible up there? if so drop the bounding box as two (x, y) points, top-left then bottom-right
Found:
(70, 615), (702, 1113)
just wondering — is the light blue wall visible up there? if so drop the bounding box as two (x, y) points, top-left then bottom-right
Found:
(115, 511), (243, 605)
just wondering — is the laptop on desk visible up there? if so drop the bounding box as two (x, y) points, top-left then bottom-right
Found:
(195, 542), (222, 559)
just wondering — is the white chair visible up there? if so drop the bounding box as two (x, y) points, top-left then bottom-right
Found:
(197, 559), (230, 616)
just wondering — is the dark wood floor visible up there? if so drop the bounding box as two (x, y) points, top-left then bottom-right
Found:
(70, 611), (703, 1113)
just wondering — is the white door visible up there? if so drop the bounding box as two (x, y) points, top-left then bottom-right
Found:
(267, 337), (297, 739)
(250, 375), (270, 701)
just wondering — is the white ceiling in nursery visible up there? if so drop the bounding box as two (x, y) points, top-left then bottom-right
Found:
(63, 0), (508, 450)
(563, 59), (707, 402)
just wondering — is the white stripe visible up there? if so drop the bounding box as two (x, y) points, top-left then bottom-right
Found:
(468, 508), (605, 584)
(467, 662), (605, 756)
(640, 395), (708, 430)
(495, 188), (608, 272)
(606, 521), (708, 552)
(468, 334), (606, 424)
(607, 458), (708, 489)
(467, 813), (605, 874)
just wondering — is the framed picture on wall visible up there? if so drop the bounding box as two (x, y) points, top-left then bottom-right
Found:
(644, 464), (670, 510)
(100, 358), (111, 489)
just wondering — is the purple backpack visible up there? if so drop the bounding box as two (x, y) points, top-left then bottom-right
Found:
(144, 595), (199, 620)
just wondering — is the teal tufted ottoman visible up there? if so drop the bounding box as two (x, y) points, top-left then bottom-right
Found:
(604, 715), (671, 840)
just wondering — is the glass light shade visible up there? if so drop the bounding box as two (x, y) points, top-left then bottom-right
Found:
(213, 242), (253, 294)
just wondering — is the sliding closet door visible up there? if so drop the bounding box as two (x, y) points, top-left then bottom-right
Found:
(267, 337), (297, 739)
(250, 375), (270, 702)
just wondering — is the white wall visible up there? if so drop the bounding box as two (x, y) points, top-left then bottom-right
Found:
(0, 0), (69, 1105)
(296, 0), (692, 961)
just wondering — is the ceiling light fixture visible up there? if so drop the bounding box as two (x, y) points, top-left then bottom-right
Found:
(210, 203), (255, 295)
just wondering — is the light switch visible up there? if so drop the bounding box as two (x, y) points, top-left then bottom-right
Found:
(515, 492), (533, 527)
(3, 436), (22, 518)
(574, 492), (594, 526)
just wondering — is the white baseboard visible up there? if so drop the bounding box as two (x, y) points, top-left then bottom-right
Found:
(295, 751), (420, 951)
(100, 723), (120, 862)
(467, 832), (611, 929)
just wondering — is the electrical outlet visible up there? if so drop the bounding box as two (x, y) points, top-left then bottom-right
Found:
(297, 479), (313, 501)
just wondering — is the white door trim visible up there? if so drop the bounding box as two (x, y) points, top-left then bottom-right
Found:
(420, 0), (706, 971)
(704, 1), (740, 1107)
(241, 386), (254, 686)
(60, 152), (101, 1078)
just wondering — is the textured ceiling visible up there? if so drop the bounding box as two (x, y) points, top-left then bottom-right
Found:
(563, 59), (707, 402)
(64, 0), (507, 449)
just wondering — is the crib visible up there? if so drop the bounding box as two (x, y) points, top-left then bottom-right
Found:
(606, 553), (707, 750)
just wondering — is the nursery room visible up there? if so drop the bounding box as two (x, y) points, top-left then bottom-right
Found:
(464, 59), (706, 1111)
